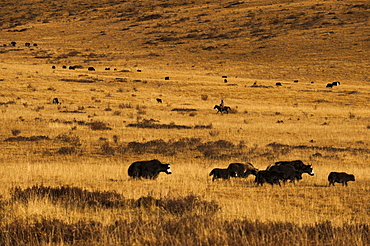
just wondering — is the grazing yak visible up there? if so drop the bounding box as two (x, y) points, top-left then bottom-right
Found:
(254, 170), (285, 186)
(268, 160), (314, 176)
(267, 164), (303, 184)
(266, 160), (313, 183)
(328, 172), (355, 186)
(227, 163), (258, 178)
(332, 81), (340, 86)
(209, 168), (237, 181)
(214, 105), (231, 114)
(128, 159), (172, 180)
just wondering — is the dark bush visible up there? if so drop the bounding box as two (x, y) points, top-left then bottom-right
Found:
(101, 142), (115, 155)
(134, 196), (162, 209)
(56, 146), (77, 155)
(4, 135), (50, 142)
(162, 195), (220, 216)
(10, 185), (125, 209)
(2, 218), (102, 245)
(11, 129), (21, 136)
(89, 121), (112, 130)
(55, 133), (81, 145)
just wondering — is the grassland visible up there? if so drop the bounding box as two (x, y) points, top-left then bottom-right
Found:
(1, 0), (370, 245)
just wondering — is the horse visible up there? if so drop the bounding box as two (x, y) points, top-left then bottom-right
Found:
(214, 105), (231, 114)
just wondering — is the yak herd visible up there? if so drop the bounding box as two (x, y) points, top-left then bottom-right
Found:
(128, 159), (356, 187)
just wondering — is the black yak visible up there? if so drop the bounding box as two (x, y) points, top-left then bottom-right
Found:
(128, 159), (172, 180)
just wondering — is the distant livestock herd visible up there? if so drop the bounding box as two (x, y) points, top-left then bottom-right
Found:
(2, 41), (38, 47)
(128, 159), (355, 187)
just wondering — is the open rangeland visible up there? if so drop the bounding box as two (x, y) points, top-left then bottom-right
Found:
(1, 0), (370, 245)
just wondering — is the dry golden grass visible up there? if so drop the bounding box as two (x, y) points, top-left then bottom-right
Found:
(1, 0), (370, 244)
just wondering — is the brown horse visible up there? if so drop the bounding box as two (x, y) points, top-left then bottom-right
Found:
(214, 105), (231, 114)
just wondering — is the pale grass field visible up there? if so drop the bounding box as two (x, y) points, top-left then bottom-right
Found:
(0, 61), (370, 228)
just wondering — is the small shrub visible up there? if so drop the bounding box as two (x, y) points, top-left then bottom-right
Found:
(101, 142), (115, 155)
(11, 129), (21, 136)
(162, 195), (220, 216)
(209, 130), (219, 137)
(135, 196), (162, 209)
(118, 103), (132, 109)
(137, 109), (146, 115)
(113, 135), (119, 144)
(201, 94), (208, 100)
(10, 185), (125, 209)
(27, 84), (36, 91)
(89, 121), (112, 130)
(229, 108), (238, 114)
(55, 133), (80, 145)
(56, 147), (76, 155)
(4, 135), (51, 142)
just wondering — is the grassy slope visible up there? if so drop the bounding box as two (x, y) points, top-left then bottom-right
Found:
(1, 0), (370, 81)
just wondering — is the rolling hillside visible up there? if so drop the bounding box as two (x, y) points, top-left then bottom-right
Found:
(1, 0), (370, 82)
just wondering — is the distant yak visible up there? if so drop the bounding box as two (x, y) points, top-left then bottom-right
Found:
(128, 159), (172, 180)
(328, 172), (355, 186)
(209, 168), (237, 181)
(332, 81), (340, 86)
(52, 98), (60, 104)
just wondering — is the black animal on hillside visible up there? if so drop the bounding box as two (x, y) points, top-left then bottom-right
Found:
(128, 159), (172, 180)
(214, 105), (231, 114)
(254, 170), (284, 186)
(156, 98), (162, 103)
(52, 98), (60, 104)
(267, 165), (303, 184)
(209, 168), (237, 181)
(88, 67), (95, 71)
(227, 163), (258, 178)
(266, 160), (313, 184)
(268, 160), (314, 176)
(332, 81), (340, 86)
(328, 172), (355, 186)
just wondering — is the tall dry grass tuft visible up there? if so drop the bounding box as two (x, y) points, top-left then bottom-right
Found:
(1, 185), (370, 245)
